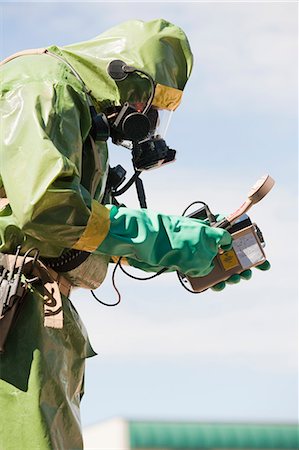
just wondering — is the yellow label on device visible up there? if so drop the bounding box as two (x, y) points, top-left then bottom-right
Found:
(219, 250), (239, 271)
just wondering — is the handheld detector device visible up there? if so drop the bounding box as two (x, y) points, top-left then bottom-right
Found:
(186, 175), (275, 293)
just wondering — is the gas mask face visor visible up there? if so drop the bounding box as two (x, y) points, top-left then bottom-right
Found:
(130, 107), (176, 171)
(147, 108), (173, 139)
(113, 105), (176, 171)
(106, 59), (183, 171)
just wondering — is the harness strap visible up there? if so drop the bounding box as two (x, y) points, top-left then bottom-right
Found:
(0, 48), (47, 66)
(47, 267), (72, 299)
(1, 47), (90, 98)
(2, 254), (72, 329)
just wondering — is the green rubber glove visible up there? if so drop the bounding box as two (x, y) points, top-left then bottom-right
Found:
(211, 260), (271, 292)
(98, 205), (232, 277)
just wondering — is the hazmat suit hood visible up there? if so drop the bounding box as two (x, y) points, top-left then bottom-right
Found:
(0, 18), (193, 258)
(47, 19), (193, 111)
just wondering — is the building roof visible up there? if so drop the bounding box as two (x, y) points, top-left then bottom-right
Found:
(128, 421), (299, 449)
(83, 419), (299, 449)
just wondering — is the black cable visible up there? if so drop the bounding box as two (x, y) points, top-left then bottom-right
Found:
(135, 177), (147, 209)
(18, 247), (40, 276)
(181, 201), (207, 217)
(176, 271), (202, 294)
(118, 258), (167, 280)
(178, 200), (219, 294)
(90, 258), (122, 307)
(113, 171), (141, 197)
(182, 200), (216, 224)
(17, 248), (41, 287)
(118, 259), (200, 295)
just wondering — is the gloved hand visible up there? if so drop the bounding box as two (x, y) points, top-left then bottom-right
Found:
(211, 260), (271, 291)
(98, 205), (232, 277)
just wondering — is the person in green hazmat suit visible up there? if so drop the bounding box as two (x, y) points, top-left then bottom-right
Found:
(0, 19), (269, 450)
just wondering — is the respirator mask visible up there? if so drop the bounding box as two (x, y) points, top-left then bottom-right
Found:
(91, 59), (176, 172)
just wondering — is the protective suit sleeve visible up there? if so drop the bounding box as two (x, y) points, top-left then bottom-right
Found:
(0, 69), (109, 257)
(98, 205), (232, 277)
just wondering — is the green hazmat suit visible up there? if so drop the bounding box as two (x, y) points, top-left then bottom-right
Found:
(0, 19), (231, 449)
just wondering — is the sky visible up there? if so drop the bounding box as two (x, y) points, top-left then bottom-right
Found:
(1, 1), (298, 431)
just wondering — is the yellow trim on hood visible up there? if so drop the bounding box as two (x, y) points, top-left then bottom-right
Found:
(72, 200), (110, 252)
(152, 83), (183, 111)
